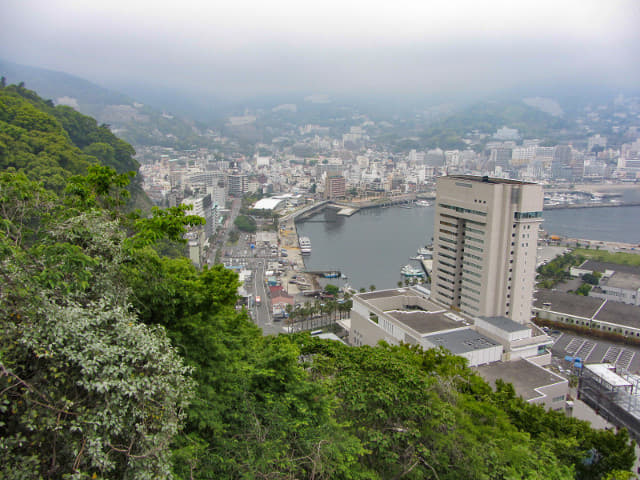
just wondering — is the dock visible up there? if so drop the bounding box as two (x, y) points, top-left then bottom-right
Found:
(544, 201), (640, 210)
(336, 207), (358, 216)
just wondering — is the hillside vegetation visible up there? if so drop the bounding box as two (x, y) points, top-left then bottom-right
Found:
(0, 84), (635, 479)
(0, 83), (149, 209)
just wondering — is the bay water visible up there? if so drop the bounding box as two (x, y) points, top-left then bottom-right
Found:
(297, 204), (640, 292)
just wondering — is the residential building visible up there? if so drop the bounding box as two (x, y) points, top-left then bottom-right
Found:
(228, 173), (248, 197)
(431, 175), (543, 324)
(183, 194), (214, 237)
(588, 134), (607, 152)
(494, 126), (520, 141)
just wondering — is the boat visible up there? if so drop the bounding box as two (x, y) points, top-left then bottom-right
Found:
(415, 200), (431, 207)
(299, 236), (312, 255)
(401, 264), (425, 277)
(417, 247), (433, 258)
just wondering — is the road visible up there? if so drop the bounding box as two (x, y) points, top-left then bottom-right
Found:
(210, 198), (288, 333)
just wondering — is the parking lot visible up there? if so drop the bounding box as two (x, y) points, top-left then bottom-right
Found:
(550, 330), (640, 374)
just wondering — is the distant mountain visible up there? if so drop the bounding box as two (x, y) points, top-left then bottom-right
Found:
(0, 59), (131, 115)
(0, 59), (212, 148)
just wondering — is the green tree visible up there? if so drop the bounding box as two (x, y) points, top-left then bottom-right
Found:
(234, 214), (257, 232)
(324, 284), (340, 296)
(0, 174), (194, 479)
(582, 273), (600, 285)
(575, 283), (592, 296)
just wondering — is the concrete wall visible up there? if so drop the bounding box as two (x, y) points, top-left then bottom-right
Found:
(509, 344), (543, 361)
(530, 379), (569, 411)
(463, 345), (503, 367)
(350, 310), (397, 347)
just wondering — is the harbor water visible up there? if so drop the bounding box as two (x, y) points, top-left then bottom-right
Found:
(297, 203), (640, 292)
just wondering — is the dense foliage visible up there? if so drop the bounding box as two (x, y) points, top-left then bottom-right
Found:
(0, 172), (198, 478)
(0, 85), (636, 479)
(537, 252), (586, 288)
(233, 214), (257, 232)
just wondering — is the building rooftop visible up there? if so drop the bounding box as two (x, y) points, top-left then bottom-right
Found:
(445, 174), (535, 186)
(580, 260), (640, 277)
(533, 289), (604, 319)
(357, 288), (420, 301)
(585, 364), (632, 388)
(477, 315), (529, 333)
(253, 198), (284, 210)
(595, 301), (640, 329)
(425, 328), (499, 355)
(602, 272), (640, 291)
(388, 311), (468, 335)
(475, 359), (567, 402)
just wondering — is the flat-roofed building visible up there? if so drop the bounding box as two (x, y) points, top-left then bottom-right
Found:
(475, 315), (553, 362)
(571, 260), (640, 307)
(350, 288), (499, 366)
(253, 197), (285, 212)
(533, 289), (640, 339)
(476, 359), (568, 410)
(431, 175), (543, 324)
(350, 287), (565, 406)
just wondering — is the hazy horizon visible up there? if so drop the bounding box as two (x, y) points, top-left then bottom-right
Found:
(2, 0), (639, 103)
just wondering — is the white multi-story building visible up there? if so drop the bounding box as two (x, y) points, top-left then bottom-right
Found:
(431, 175), (543, 324)
(183, 194), (214, 238)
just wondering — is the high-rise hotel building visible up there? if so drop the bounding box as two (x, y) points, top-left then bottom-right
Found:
(431, 175), (543, 324)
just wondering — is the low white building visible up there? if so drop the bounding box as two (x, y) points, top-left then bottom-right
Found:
(475, 315), (553, 363)
(592, 273), (640, 306)
(253, 197), (285, 211)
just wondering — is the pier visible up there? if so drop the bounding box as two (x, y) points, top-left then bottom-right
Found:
(544, 201), (640, 210)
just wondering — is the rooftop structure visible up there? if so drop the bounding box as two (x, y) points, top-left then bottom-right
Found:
(424, 328), (501, 358)
(579, 364), (640, 441)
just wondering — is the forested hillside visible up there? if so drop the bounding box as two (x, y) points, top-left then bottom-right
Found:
(0, 82), (149, 209)
(0, 85), (636, 479)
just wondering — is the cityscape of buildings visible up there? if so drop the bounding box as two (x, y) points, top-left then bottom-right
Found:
(131, 94), (640, 436)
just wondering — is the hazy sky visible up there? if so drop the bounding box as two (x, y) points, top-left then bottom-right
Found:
(2, 0), (639, 99)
